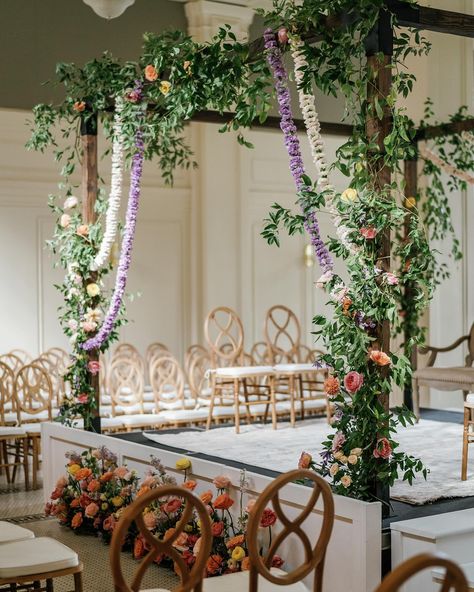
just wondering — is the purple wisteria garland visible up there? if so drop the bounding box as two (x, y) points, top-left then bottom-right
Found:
(263, 29), (334, 275)
(82, 84), (145, 351)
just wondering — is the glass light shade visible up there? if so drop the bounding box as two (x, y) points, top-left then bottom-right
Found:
(83, 0), (135, 19)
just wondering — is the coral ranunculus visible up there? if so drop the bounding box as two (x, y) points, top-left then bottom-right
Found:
(71, 512), (83, 529)
(298, 451), (312, 469)
(344, 371), (364, 394)
(369, 350), (391, 366)
(260, 508), (277, 528)
(182, 479), (197, 491)
(214, 493), (234, 510)
(324, 376), (340, 397)
(163, 498), (182, 514)
(211, 521), (224, 537)
(226, 534), (245, 549)
(373, 437), (392, 459)
(73, 101), (86, 112)
(144, 65), (158, 81)
(200, 490), (213, 504)
(85, 502), (99, 518)
(206, 554), (223, 575)
(74, 468), (92, 481)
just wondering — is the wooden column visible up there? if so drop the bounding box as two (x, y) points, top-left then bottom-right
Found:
(403, 156), (418, 411)
(365, 7), (393, 515)
(81, 113), (101, 434)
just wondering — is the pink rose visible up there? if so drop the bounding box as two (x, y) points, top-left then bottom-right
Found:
(385, 272), (399, 285)
(344, 371), (364, 394)
(373, 438), (392, 460)
(85, 502), (99, 518)
(77, 394), (88, 404)
(114, 466), (128, 479)
(360, 226), (377, 239)
(298, 451), (312, 469)
(278, 27), (288, 44)
(143, 512), (157, 530)
(213, 475), (231, 490)
(163, 498), (182, 514)
(56, 475), (68, 489)
(332, 431), (346, 453)
(81, 321), (97, 333)
(103, 516), (116, 531)
(60, 214), (71, 228)
(87, 360), (101, 375)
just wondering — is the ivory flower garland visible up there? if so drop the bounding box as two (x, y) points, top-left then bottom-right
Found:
(91, 96), (125, 271)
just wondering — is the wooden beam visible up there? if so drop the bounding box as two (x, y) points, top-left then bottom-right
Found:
(388, 0), (474, 39)
(416, 117), (474, 141)
(80, 113), (101, 434)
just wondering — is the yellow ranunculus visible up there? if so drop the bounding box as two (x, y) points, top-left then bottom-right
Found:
(112, 496), (124, 507)
(67, 464), (81, 475)
(184, 524), (193, 533)
(232, 546), (246, 562)
(160, 81), (172, 95)
(101, 502), (109, 510)
(175, 458), (191, 471)
(86, 283), (100, 297)
(405, 196), (416, 209)
(340, 188), (358, 203)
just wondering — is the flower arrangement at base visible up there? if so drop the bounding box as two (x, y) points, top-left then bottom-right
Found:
(45, 446), (139, 544)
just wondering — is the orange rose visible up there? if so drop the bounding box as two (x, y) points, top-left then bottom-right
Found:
(182, 480), (197, 491)
(70, 498), (81, 508)
(241, 556), (251, 571)
(87, 479), (100, 493)
(206, 554), (223, 575)
(74, 467), (92, 481)
(226, 534), (245, 549)
(324, 376), (340, 397)
(73, 101), (86, 112)
(211, 521), (224, 537)
(100, 471), (114, 482)
(200, 490), (213, 504)
(369, 350), (391, 366)
(144, 65), (158, 81)
(136, 485), (150, 498)
(214, 493), (234, 510)
(71, 512), (83, 529)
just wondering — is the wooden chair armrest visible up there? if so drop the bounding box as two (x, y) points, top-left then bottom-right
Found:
(418, 335), (469, 367)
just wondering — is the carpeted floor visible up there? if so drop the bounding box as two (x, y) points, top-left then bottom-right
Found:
(144, 416), (471, 505)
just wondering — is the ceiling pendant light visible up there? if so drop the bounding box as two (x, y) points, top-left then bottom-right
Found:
(83, 0), (135, 20)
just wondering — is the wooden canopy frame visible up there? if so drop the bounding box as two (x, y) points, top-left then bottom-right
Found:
(79, 0), (474, 510)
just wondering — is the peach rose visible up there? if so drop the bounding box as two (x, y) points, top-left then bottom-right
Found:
(60, 214), (71, 228)
(85, 502), (99, 518)
(344, 371), (364, 394)
(172, 532), (188, 549)
(369, 350), (391, 366)
(144, 65), (158, 81)
(143, 512), (157, 530)
(74, 468), (92, 481)
(182, 479), (197, 491)
(76, 224), (89, 237)
(214, 493), (234, 510)
(360, 226), (377, 239)
(212, 475), (231, 490)
(245, 498), (256, 513)
(114, 466), (128, 479)
(71, 512), (83, 529)
(100, 471), (114, 482)
(87, 479), (100, 493)
(73, 101), (86, 112)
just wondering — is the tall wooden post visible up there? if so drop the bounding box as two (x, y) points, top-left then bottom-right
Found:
(403, 156), (418, 411)
(81, 113), (101, 434)
(365, 7), (393, 515)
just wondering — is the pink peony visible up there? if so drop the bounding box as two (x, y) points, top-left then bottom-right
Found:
(213, 475), (231, 490)
(373, 438), (392, 460)
(344, 371), (364, 394)
(81, 321), (97, 333)
(87, 360), (101, 375)
(85, 502), (99, 518)
(360, 226), (377, 239)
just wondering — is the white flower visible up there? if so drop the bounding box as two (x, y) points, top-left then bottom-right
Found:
(60, 214), (71, 228)
(340, 188), (358, 203)
(64, 196), (79, 210)
(315, 270), (333, 289)
(85, 307), (102, 323)
(70, 333), (78, 344)
(67, 319), (78, 331)
(72, 274), (82, 286)
(68, 288), (79, 298)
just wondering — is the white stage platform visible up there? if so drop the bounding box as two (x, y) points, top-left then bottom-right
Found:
(41, 422), (381, 592)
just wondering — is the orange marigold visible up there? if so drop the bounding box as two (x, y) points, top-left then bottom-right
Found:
(324, 376), (340, 396)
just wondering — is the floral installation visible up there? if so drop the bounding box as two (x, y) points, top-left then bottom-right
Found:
(45, 446), (139, 544)
(91, 96), (126, 271)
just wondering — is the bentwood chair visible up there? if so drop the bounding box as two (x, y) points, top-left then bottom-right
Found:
(377, 553), (468, 592)
(203, 469), (335, 592)
(110, 485), (212, 592)
(0, 362), (29, 490)
(9, 349), (33, 366)
(204, 306), (276, 433)
(0, 353), (23, 376)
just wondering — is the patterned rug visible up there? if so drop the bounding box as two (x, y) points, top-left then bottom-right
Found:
(144, 418), (472, 505)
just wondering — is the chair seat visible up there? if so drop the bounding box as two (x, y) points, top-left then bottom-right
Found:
(0, 522), (34, 544)
(0, 427), (26, 437)
(23, 423), (42, 434)
(0, 537), (79, 578)
(214, 366), (274, 378)
(273, 363), (319, 374)
(101, 417), (126, 429)
(159, 399), (196, 411)
(160, 408), (210, 422)
(414, 366), (474, 390)
(121, 414), (164, 428)
(201, 568), (308, 592)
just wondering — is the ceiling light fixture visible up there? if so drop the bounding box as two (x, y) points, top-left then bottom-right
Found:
(83, 0), (135, 20)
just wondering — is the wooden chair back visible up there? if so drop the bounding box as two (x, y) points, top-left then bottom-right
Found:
(467, 323), (474, 366)
(14, 364), (53, 420)
(250, 342), (271, 365)
(35, 354), (66, 407)
(0, 361), (17, 425)
(185, 344), (207, 373)
(0, 353), (23, 376)
(247, 469), (334, 592)
(110, 485), (212, 592)
(9, 349), (33, 365)
(108, 357), (144, 415)
(146, 342), (169, 370)
(187, 350), (211, 400)
(47, 348), (70, 373)
(149, 354), (189, 409)
(374, 553), (468, 592)
(204, 306), (244, 368)
(264, 305), (301, 363)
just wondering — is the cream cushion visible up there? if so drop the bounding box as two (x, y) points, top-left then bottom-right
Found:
(121, 414), (164, 428)
(414, 367), (474, 391)
(201, 568), (308, 592)
(160, 408), (209, 423)
(0, 427), (26, 437)
(0, 522), (34, 544)
(0, 537), (79, 578)
(214, 366), (274, 378)
(273, 363), (319, 373)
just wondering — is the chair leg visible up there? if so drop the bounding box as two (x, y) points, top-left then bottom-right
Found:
(206, 378), (217, 430)
(234, 379), (240, 434)
(462, 407), (470, 481)
(289, 375), (296, 428)
(2, 441), (11, 484)
(12, 441), (21, 483)
(23, 437), (30, 491)
(46, 578), (53, 592)
(31, 436), (39, 490)
(270, 377), (277, 430)
(412, 378), (420, 422)
(74, 570), (83, 592)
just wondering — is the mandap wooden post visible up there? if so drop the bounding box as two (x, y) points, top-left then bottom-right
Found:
(81, 113), (101, 433)
(365, 7), (393, 515)
(403, 156), (418, 412)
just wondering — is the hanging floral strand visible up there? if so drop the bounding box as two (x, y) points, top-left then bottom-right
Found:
(82, 84), (145, 351)
(91, 96), (126, 271)
(263, 29), (334, 276)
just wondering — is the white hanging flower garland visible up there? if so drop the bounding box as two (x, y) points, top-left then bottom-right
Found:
(90, 96), (126, 271)
(290, 37), (359, 257)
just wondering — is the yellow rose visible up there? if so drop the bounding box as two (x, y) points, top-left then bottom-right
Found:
(347, 455), (358, 465)
(232, 546), (246, 562)
(329, 463), (339, 477)
(350, 448), (362, 456)
(112, 496), (124, 507)
(175, 458), (191, 471)
(86, 283), (100, 297)
(160, 81), (172, 95)
(340, 475), (352, 488)
(341, 188), (358, 203)
(101, 503), (108, 510)
(405, 196), (416, 209)
(67, 464), (81, 475)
